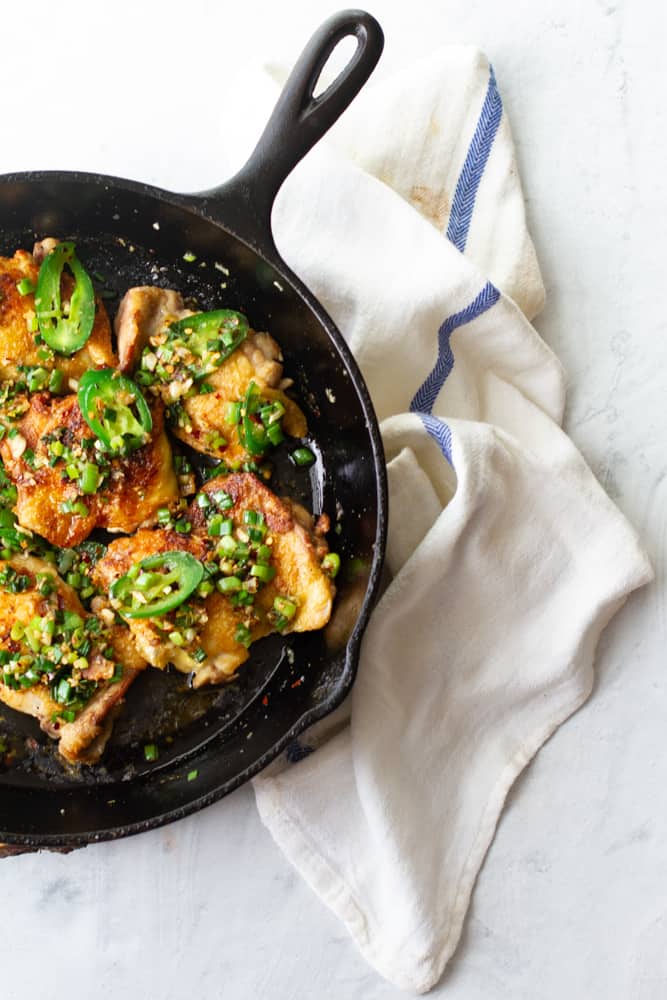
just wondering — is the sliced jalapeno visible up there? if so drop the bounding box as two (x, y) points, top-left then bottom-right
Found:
(166, 309), (249, 377)
(238, 381), (269, 456)
(35, 242), (95, 355)
(78, 369), (153, 455)
(110, 551), (204, 619)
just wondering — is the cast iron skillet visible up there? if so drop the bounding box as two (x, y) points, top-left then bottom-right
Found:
(0, 9), (387, 848)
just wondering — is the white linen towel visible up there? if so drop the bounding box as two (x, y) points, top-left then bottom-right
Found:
(239, 47), (654, 992)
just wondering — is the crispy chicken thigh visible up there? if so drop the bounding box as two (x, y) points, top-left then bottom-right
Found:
(93, 473), (334, 687)
(0, 392), (179, 547)
(0, 243), (116, 386)
(115, 286), (307, 460)
(115, 286), (190, 373)
(0, 555), (145, 763)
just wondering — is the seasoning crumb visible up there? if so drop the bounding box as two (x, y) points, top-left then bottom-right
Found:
(273, 280), (284, 292)
(214, 262), (230, 275)
(112, 213), (120, 221)
(325, 387), (336, 404)
(152, 221), (160, 231)
(60, 808), (65, 815)
(286, 648), (295, 665)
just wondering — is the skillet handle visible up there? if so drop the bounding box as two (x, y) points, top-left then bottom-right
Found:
(195, 9), (383, 257)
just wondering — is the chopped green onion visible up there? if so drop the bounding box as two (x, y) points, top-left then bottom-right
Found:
(79, 462), (101, 495)
(27, 367), (49, 392)
(267, 423), (284, 446)
(250, 563), (276, 583)
(260, 400), (285, 426)
(217, 535), (237, 555)
(207, 514), (224, 537)
(234, 623), (252, 648)
(48, 369), (64, 393)
(144, 743), (159, 761)
(217, 575), (242, 593)
(54, 678), (72, 703)
(16, 278), (35, 296)
(234, 542), (250, 563)
(234, 589), (254, 607)
(211, 490), (234, 511)
(322, 552), (340, 578)
(291, 447), (316, 468)
(187, 768), (198, 781)
(183, 251), (197, 262)
(225, 402), (241, 425)
(60, 499), (89, 517)
(243, 510), (263, 526)
(273, 596), (297, 620)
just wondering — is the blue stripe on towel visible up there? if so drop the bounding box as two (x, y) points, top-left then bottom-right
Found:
(286, 738), (315, 764)
(419, 413), (454, 463)
(409, 280), (500, 463)
(409, 281), (500, 414)
(446, 66), (503, 252)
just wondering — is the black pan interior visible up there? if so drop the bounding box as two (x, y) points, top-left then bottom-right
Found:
(0, 175), (385, 844)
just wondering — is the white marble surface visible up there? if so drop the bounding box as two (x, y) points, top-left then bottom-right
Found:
(2, 1), (665, 997)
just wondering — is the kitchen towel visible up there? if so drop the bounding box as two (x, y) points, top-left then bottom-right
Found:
(245, 47), (654, 992)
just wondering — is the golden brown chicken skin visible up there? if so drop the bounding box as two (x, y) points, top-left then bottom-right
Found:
(0, 555), (145, 763)
(0, 392), (180, 547)
(115, 286), (307, 461)
(0, 244), (116, 387)
(93, 473), (334, 687)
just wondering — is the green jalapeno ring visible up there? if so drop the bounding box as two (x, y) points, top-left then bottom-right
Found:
(166, 309), (249, 377)
(35, 242), (95, 356)
(78, 369), (153, 456)
(238, 381), (270, 457)
(110, 551), (204, 619)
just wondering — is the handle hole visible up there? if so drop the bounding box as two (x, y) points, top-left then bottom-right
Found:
(312, 34), (360, 98)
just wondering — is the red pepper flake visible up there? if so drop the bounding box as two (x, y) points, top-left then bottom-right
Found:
(290, 679), (302, 689)
(261, 695), (269, 706)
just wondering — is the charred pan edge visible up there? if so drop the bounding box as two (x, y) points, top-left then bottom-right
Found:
(0, 171), (388, 849)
